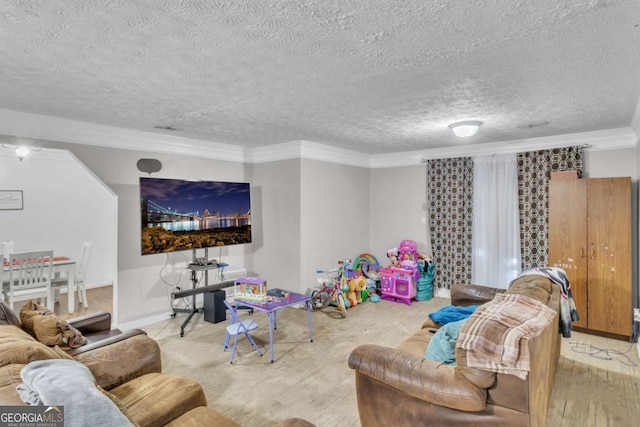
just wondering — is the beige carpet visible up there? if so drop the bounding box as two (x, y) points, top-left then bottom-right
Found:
(145, 298), (640, 427)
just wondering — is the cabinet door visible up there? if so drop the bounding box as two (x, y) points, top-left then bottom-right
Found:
(548, 179), (588, 328)
(586, 178), (632, 336)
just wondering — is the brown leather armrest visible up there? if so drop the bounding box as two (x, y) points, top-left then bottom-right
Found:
(348, 344), (486, 412)
(67, 311), (111, 334)
(72, 333), (162, 390)
(450, 283), (505, 307)
(67, 328), (147, 357)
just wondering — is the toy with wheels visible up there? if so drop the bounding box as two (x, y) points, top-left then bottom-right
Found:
(310, 263), (349, 318)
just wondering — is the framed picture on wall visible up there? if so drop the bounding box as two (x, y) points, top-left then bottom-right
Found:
(0, 190), (23, 210)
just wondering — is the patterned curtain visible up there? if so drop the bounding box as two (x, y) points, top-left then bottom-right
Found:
(426, 157), (474, 290)
(517, 146), (584, 269)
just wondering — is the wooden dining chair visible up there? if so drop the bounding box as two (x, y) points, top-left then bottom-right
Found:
(53, 241), (92, 309)
(223, 299), (262, 363)
(75, 242), (92, 308)
(5, 250), (54, 311)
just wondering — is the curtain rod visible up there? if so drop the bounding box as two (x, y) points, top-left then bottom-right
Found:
(420, 144), (589, 163)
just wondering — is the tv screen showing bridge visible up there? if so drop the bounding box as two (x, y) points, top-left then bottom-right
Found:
(139, 178), (252, 255)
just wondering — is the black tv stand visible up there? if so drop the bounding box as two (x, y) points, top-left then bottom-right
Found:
(171, 248), (228, 337)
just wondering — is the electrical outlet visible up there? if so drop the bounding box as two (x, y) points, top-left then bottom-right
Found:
(634, 308), (640, 322)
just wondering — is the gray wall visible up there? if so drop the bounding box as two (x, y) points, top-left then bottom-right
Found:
(250, 159), (301, 291)
(369, 164), (429, 266)
(300, 159), (371, 293)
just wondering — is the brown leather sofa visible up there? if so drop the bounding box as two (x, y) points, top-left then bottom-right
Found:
(348, 275), (561, 427)
(0, 302), (314, 427)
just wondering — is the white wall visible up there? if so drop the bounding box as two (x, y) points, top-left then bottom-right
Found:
(369, 164), (429, 265)
(250, 159), (302, 292)
(300, 159), (371, 292)
(39, 142), (251, 326)
(585, 147), (639, 309)
(584, 148), (638, 179)
(0, 148), (117, 288)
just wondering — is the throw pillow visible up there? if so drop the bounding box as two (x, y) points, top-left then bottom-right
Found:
(425, 319), (467, 366)
(19, 301), (87, 350)
(19, 300), (50, 336)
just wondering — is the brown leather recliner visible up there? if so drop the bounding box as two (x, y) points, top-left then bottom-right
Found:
(349, 277), (561, 427)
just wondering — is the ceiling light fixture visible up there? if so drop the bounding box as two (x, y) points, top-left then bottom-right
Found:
(1, 144), (41, 161)
(15, 146), (30, 161)
(448, 120), (483, 138)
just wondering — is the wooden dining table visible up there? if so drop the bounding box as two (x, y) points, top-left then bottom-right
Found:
(2, 256), (77, 314)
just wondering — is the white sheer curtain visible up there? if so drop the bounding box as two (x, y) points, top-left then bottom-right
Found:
(472, 153), (521, 289)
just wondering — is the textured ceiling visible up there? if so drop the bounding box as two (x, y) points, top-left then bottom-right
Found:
(0, 0), (639, 155)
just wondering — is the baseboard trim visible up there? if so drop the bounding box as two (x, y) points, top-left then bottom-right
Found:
(55, 280), (112, 294)
(116, 311), (174, 331)
(434, 287), (451, 299)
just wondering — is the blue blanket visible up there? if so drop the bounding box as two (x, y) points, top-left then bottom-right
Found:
(17, 359), (133, 427)
(425, 319), (467, 365)
(429, 305), (479, 325)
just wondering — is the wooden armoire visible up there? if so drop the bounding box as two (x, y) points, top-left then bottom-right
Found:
(548, 177), (632, 339)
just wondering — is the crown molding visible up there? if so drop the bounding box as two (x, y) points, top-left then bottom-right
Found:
(631, 96), (640, 139)
(246, 140), (369, 167)
(370, 128), (638, 168)
(0, 108), (244, 163)
(0, 109), (636, 169)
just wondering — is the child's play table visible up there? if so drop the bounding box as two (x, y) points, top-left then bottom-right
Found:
(231, 288), (313, 362)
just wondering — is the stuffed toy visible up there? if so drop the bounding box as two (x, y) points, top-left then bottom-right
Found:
(386, 247), (400, 267)
(346, 277), (367, 307)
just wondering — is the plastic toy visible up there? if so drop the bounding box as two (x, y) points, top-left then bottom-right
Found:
(398, 240), (419, 261)
(352, 253), (381, 281)
(386, 248), (400, 267)
(234, 277), (267, 302)
(310, 261), (350, 318)
(380, 240), (422, 305)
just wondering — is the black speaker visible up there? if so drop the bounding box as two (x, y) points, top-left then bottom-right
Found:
(137, 158), (162, 174)
(203, 290), (226, 324)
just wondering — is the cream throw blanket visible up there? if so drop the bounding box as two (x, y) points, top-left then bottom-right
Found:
(456, 293), (556, 379)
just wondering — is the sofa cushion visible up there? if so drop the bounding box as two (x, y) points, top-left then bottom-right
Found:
(0, 364), (26, 405)
(451, 284), (505, 306)
(0, 302), (20, 327)
(397, 327), (435, 358)
(73, 333), (162, 391)
(19, 301), (87, 349)
(0, 326), (63, 368)
(110, 373), (207, 427)
(507, 275), (552, 304)
(164, 406), (240, 427)
(425, 319), (466, 365)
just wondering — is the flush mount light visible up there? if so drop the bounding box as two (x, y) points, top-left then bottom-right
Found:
(448, 120), (483, 138)
(1, 144), (40, 161)
(15, 146), (30, 160)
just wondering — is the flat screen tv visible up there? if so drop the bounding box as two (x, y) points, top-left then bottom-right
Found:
(140, 177), (252, 255)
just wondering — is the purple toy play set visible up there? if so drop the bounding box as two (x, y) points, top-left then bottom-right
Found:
(379, 240), (421, 305)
